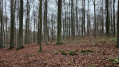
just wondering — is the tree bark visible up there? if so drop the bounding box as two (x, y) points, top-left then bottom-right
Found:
(71, 0), (75, 39)
(0, 0), (3, 48)
(17, 0), (24, 50)
(57, 0), (62, 44)
(106, 0), (109, 36)
(44, 0), (48, 45)
(117, 0), (119, 47)
(94, 0), (97, 37)
(25, 0), (30, 44)
(113, 0), (115, 36)
(38, 0), (42, 52)
(9, 0), (15, 49)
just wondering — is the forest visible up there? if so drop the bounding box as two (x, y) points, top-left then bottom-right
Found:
(0, 0), (119, 67)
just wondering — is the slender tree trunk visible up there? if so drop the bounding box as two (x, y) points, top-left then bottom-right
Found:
(17, 0), (24, 50)
(44, 0), (48, 45)
(76, 0), (78, 37)
(33, 13), (36, 43)
(9, 0), (15, 49)
(38, 0), (42, 52)
(117, 0), (119, 47)
(25, 0), (30, 44)
(57, 0), (62, 44)
(101, 0), (104, 36)
(94, 0), (97, 37)
(14, 0), (17, 46)
(82, 0), (84, 37)
(63, 19), (65, 39)
(87, 0), (90, 36)
(66, 6), (68, 38)
(84, 0), (85, 36)
(106, 0), (109, 36)
(113, 0), (115, 36)
(82, 0), (85, 37)
(68, 1), (71, 38)
(110, 1), (113, 36)
(4, 0), (7, 47)
(0, 0), (3, 48)
(71, 0), (75, 39)
(51, 14), (54, 41)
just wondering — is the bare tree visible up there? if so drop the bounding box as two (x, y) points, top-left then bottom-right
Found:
(94, 0), (97, 37)
(71, 0), (75, 39)
(25, 0), (30, 44)
(57, 0), (62, 45)
(44, 0), (48, 45)
(0, 0), (3, 48)
(117, 0), (119, 47)
(38, 0), (42, 52)
(9, 0), (15, 49)
(106, 0), (109, 36)
(17, 0), (24, 50)
(113, 0), (115, 36)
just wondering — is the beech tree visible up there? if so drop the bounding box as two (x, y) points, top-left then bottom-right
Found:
(38, 0), (42, 52)
(25, 0), (30, 44)
(0, 0), (3, 48)
(87, 0), (90, 36)
(94, 0), (97, 37)
(57, 0), (62, 45)
(9, 0), (15, 49)
(82, 0), (85, 37)
(101, 0), (104, 35)
(117, 0), (119, 47)
(44, 0), (48, 45)
(113, 0), (115, 36)
(17, 0), (24, 50)
(106, 0), (109, 36)
(71, 0), (75, 39)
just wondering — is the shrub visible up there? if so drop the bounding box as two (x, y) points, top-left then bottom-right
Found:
(60, 51), (66, 55)
(81, 49), (94, 54)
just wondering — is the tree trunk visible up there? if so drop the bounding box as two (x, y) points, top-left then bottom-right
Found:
(87, 0), (90, 36)
(76, 0), (78, 37)
(25, 0), (30, 44)
(117, 0), (119, 47)
(51, 14), (54, 41)
(9, 0), (15, 49)
(101, 0), (104, 36)
(57, 0), (62, 44)
(17, 0), (24, 50)
(94, 0), (97, 37)
(113, 0), (115, 36)
(0, 0), (3, 48)
(44, 0), (48, 45)
(71, 0), (75, 39)
(38, 0), (42, 52)
(82, 0), (85, 37)
(106, 0), (109, 36)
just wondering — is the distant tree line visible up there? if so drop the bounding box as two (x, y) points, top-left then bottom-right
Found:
(0, 0), (119, 51)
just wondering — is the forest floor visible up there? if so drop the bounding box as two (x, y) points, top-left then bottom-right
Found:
(0, 37), (119, 67)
